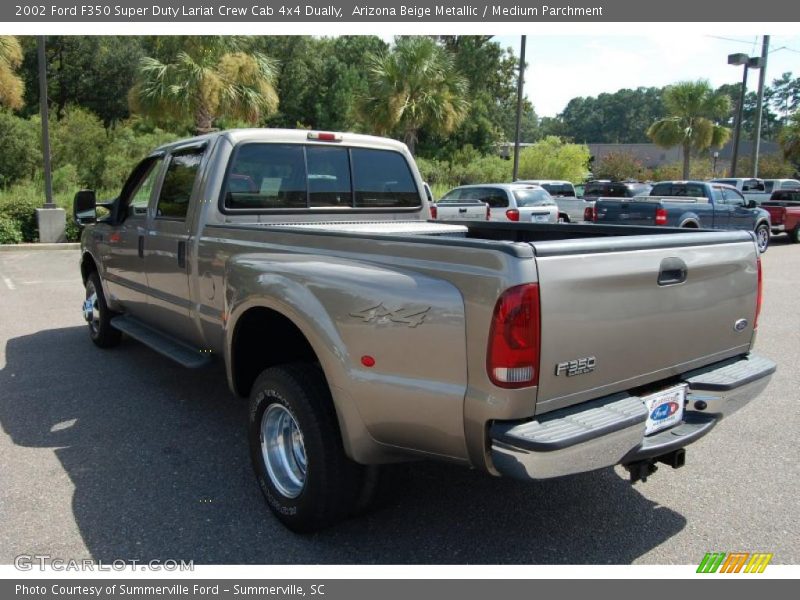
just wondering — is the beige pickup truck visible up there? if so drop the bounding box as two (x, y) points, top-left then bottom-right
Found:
(75, 129), (775, 532)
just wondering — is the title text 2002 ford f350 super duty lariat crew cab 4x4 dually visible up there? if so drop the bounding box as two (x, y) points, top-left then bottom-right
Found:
(75, 129), (776, 532)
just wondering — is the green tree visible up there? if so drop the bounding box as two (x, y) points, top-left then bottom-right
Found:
(130, 36), (279, 134)
(361, 36), (469, 155)
(766, 72), (800, 125)
(557, 87), (664, 143)
(19, 36), (144, 125)
(0, 111), (39, 186)
(647, 80), (730, 179)
(779, 110), (800, 165)
(517, 136), (590, 182)
(0, 36), (24, 111)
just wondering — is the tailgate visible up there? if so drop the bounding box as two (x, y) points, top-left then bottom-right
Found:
(594, 198), (658, 225)
(531, 231), (759, 414)
(436, 203), (487, 221)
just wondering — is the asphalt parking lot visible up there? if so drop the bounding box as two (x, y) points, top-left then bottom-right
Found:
(1, 240), (798, 565)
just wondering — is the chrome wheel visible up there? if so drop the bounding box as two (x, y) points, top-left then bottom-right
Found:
(83, 286), (101, 335)
(756, 225), (769, 253)
(261, 403), (307, 498)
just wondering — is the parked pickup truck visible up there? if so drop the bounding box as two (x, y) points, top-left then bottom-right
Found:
(761, 188), (800, 243)
(75, 130), (775, 532)
(591, 180), (772, 253)
(710, 177), (772, 205)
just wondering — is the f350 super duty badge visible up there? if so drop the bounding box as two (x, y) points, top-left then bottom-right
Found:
(350, 303), (430, 328)
(555, 356), (596, 377)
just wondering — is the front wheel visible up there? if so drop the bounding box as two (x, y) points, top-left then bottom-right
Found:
(248, 364), (365, 532)
(83, 272), (121, 348)
(755, 223), (770, 253)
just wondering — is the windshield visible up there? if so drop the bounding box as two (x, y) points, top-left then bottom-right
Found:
(514, 189), (555, 207)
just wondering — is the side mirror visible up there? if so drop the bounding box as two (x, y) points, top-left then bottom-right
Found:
(73, 189), (96, 225)
(747, 199), (758, 209)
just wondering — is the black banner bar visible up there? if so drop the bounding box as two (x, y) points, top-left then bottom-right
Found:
(3, 0), (799, 22)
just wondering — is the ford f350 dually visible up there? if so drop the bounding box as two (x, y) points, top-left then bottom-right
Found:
(75, 129), (775, 532)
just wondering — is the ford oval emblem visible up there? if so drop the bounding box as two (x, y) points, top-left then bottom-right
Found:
(651, 402), (679, 421)
(734, 318), (748, 332)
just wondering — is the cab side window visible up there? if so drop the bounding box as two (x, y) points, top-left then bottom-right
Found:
(156, 149), (205, 220)
(721, 188), (745, 207)
(119, 157), (162, 220)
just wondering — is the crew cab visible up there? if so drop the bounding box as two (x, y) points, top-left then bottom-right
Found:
(74, 130), (775, 532)
(761, 187), (800, 243)
(591, 180), (772, 252)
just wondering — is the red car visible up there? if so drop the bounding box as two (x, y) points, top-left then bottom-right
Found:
(762, 188), (800, 244)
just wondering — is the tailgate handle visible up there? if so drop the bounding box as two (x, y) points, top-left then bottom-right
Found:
(458, 208), (467, 213)
(658, 257), (687, 286)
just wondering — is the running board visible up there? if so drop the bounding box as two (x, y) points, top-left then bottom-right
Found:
(110, 316), (212, 369)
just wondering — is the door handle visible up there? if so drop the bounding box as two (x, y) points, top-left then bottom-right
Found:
(658, 257), (687, 286)
(177, 241), (186, 269)
(138, 235), (144, 258)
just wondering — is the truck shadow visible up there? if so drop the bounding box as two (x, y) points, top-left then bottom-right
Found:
(0, 327), (685, 564)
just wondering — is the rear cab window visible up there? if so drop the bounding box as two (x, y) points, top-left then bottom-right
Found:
(540, 183), (575, 197)
(221, 143), (421, 212)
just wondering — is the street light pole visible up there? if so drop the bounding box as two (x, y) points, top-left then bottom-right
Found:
(37, 36), (54, 209)
(752, 35), (770, 177)
(730, 60), (749, 178)
(512, 35), (526, 182)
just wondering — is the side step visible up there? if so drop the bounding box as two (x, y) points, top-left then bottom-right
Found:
(110, 316), (212, 369)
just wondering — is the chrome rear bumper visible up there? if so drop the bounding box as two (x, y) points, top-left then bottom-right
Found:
(490, 354), (775, 480)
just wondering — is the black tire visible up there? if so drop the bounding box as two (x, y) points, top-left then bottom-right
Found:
(789, 226), (800, 244)
(84, 271), (121, 348)
(248, 363), (365, 532)
(755, 223), (770, 253)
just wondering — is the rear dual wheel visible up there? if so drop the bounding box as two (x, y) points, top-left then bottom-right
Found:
(248, 363), (373, 532)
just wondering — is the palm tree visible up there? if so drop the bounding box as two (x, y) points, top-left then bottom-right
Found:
(647, 80), (730, 179)
(0, 36), (24, 111)
(779, 110), (800, 165)
(361, 37), (469, 155)
(130, 37), (279, 134)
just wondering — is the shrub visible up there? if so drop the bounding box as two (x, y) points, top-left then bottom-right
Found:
(0, 215), (23, 244)
(517, 136), (590, 183)
(594, 152), (651, 181)
(0, 183), (42, 242)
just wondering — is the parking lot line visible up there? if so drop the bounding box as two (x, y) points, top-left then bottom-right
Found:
(0, 274), (16, 290)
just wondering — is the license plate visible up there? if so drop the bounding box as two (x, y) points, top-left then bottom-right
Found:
(643, 384), (686, 435)
(533, 214), (549, 223)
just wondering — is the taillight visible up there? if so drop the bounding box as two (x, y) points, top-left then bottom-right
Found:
(506, 209), (520, 222)
(584, 206), (594, 222)
(755, 256), (763, 329)
(655, 207), (668, 225)
(487, 284), (541, 388)
(486, 203), (491, 220)
(429, 204), (437, 219)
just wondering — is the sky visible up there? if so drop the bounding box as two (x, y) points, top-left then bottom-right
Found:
(492, 34), (800, 117)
